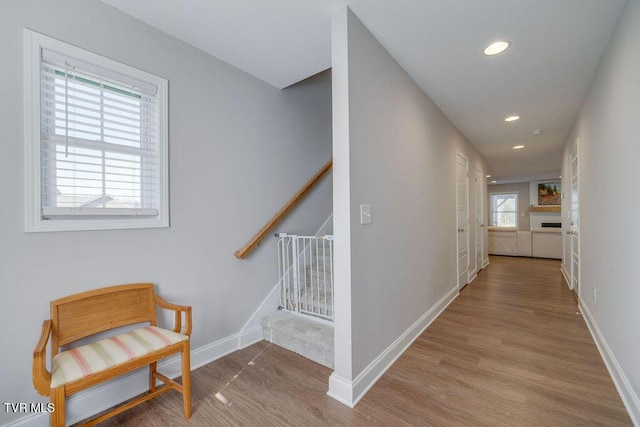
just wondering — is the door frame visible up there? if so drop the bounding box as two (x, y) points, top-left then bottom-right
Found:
(570, 138), (580, 299)
(474, 167), (484, 278)
(456, 151), (470, 291)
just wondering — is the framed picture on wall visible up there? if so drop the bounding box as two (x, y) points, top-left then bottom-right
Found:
(537, 182), (561, 205)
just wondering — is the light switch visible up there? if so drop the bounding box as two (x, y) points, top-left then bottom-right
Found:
(360, 204), (372, 225)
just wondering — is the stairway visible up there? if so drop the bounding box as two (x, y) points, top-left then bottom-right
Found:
(262, 234), (334, 368)
(297, 246), (333, 320)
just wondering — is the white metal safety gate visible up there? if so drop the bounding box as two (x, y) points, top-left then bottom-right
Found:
(276, 233), (334, 322)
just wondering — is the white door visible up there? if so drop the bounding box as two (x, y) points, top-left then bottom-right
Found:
(475, 168), (484, 274)
(456, 152), (469, 290)
(569, 139), (580, 296)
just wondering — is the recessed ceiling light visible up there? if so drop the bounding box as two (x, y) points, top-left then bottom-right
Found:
(486, 174), (492, 178)
(532, 129), (543, 136)
(484, 41), (510, 56)
(559, 175), (562, 178)
(505, 115), (520, 122)
(513, 145), (525, 149)
(491, 180), (497, 183)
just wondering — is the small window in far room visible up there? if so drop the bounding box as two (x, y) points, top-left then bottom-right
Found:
(490, 193), (518, 227)
(24, 29), (168, 232)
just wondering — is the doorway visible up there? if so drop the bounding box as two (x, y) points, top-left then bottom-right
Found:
(456, 152), (469, 290)
(569, 138), (580, 299)
(474, 167), (485, 277)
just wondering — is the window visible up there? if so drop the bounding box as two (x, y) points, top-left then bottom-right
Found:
(490, 193), (518, 227)
(24, 29), (168, 232)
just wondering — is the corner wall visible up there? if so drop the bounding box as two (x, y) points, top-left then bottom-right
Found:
(0, 1), (332, 425)
(561, 0), (640, 422)
(330, 7), (488, 406)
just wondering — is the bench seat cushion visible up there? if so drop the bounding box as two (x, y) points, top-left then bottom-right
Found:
(51, 326), (188, 388)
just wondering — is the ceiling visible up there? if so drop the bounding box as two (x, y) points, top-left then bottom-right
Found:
(101, 0), (627, 184)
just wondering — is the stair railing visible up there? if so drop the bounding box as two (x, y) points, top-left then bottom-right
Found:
(276, 234), (334, 322)
(234, 159), (332, 259)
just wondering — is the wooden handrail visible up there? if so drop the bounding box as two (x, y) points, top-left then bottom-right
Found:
(234, 159), (332, 259)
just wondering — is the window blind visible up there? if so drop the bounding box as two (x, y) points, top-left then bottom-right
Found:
(40, 48), (160, 217)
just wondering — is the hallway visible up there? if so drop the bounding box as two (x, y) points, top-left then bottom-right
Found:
(102, 256), (631, 426)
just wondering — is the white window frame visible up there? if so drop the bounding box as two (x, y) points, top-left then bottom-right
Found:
(23, 29), (169, 232)
(490, 192), (518, 228)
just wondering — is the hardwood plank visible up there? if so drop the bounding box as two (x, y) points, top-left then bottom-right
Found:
(95, 256), (631, 426)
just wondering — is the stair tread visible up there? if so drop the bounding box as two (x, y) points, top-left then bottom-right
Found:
(261, 311), (334, 368)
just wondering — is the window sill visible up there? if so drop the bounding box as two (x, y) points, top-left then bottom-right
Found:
(25, 215), (168, 233)
(487, 226), (518, 232)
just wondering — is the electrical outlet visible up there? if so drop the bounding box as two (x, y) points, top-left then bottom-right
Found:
(593, 286), (597, 302)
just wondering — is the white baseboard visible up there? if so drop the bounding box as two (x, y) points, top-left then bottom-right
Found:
(483, 257), (490, 268)
(560, 263), (571, 289)
(580, 299), (639, 425)
(327, 286), (459, 407)
(327, 374), (356, 408)
(6, 329), (261, 427)
(468, 272), (478, 284)
(239, 325), (264, 348)
(238, 281), (280, 340)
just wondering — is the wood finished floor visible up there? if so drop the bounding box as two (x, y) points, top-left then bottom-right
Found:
(98, 256), (631, 426)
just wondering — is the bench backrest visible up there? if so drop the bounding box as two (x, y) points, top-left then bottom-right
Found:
(50, 283), (157, 354)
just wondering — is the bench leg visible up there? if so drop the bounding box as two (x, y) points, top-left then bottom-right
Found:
(50, 387), (65, 427)
(182, 342), (192, 419)
(149, 361), (157, 393)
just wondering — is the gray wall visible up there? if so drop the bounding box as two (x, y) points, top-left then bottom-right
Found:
(487, 182), (531, 231)
(0, 0), (332, 424)
(561, 0), (640, 422)
(330, 8), (488, 401)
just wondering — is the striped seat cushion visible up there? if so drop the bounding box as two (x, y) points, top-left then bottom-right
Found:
(51, 326), (188, 388)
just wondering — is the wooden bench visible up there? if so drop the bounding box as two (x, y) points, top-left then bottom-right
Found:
(32, 283), (192, 426)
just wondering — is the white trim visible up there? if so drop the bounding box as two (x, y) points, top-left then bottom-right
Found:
(468, 268), (478, 282)
(328, 286), (458, 407)
(580, 300), (639, 425)
(468, 272), (478, 284)
(483, 257), (490, 268)
(573, 137), (581, 299)
(42, 208), (159, 217)
(23, 29), (169, 233)
(23, 29), (41, 235)
(560, 263), (571, 289)
(24, 215), (170, 233)
(238, 280), (281, 344)
(327, 374), (356, 408)
(3, 410), (42, 426)
(474, 167), (485, 279)
(488, 191), (519, 228)
(238, 325), (265, 349)
(456, 150), (470, 290)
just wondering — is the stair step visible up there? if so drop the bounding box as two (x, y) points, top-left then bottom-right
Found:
(300, 277), (332, 293)
(261, 311), (334, 369)
(309, 270), (331, 280)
